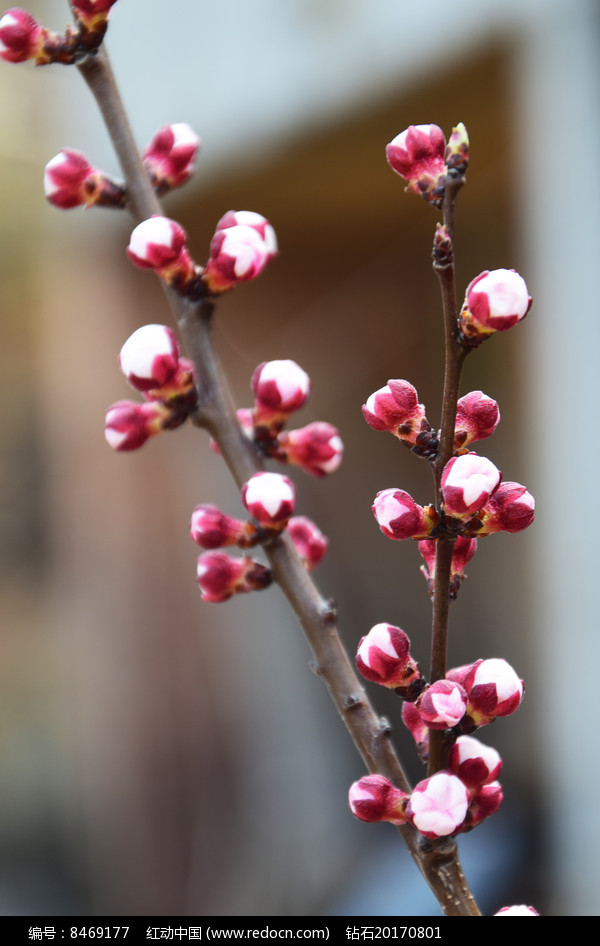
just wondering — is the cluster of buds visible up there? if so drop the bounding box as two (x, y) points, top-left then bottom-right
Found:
(104, 324), (197, 452)
(362, 379), (438, 458)
(385, 122), (469, 208)
(202, 210), (277, 294)
(191, 472), (329, 604)
(0, 2), (117, 66)
(441, 453), (535, 537)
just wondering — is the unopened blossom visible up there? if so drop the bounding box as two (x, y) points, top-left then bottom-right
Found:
(445, 122), (469, 175)
(119, 324), (180, 392)
(362, 380), (420, 432)
(0, 8), (44, 62)
(252, 359), (310, 429)
(287, 516), (328, 571)
(477, 482), (535, 535)
(348, 775), (408, 825)
(44, 150), (98, 210)
(406, 772), (469, 838)
(190, 504), (255, 550)
(356, 623), (423, 697)
(454, 391), (500, 452)
(215, 210), (277, 258)
(203, 217), (276, 293)
(241, 472), (295, 528)
(465, 780), (503, 829)
(196, 552), (271, 603)
(460, 269), (532, 340)
(127, 216), (196, 287)
(402, 701), (429, 761)
(143, 123), (201, 193)
(104, 399), (176, 452)
(386, 124), (447, 207)
(494, 905), (540, 916)
(276, 422), (343, 477)
(448, 735), (502, 789)
(457, 658), (524, 729)
(71, 0), (118, 30)
(441, 453), (501, 518)
(419, 536), (478, 600)
(372, 489), (433, 540)
(417, 680), (467, 730)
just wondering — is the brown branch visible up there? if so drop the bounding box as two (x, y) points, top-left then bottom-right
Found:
(77, 46), (480, 916)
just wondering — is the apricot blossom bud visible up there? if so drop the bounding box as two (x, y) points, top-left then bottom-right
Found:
(406, 772), (469, 838)
(445, 122), (469, 175)
(466, 780), (503, 828)
(372, 489), (433, 540)
(441, 453), (501, 518)
(215, 210), (277, 257)
(252, 360), (310, 428)
(386, 124), (447, 207)
(454, 391), (500, 452)
(287, 516), (328, 571)
(356, 623), (423, 697)
(190, 505), (253, 550)
(241, 472), (295, 528)
(362, 380), (419, 431)
(494, 905), (540, 916)
(276, 423), (343, 477)
(196, 552), (272, 603)
(460, 269), (531, 340)
(104, 399), (175, 452)
(417, 680), (467, 730)
(0, 8), (44, 62)
(203, 217), (275, 293)
(477, 482), (535, 535)
(419, 536), (478, 600)
(459, 658), (524, 728)
(119, 324), (180, 392)
(127, 216), (196, 288)
(448, 735), (502, 789)
(143, 123), (201, 192)
(348, 775), (408, 825)
(402, 701), (429, 762)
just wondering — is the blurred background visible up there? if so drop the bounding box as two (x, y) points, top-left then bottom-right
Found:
(0, 0), (598, 918)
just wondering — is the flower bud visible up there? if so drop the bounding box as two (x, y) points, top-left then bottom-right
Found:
(348, 775), (408, 826)
(448, 735), (502, 789)
(465, 780), (503, 828)
(417, 680), (467, 730)
(190, 504), (255, 550)
(406, 772), (469, 839)
(196, 552), (272, 603)
(418, 536), (478, 600)
(252, 359), (310, 429)
(143, 123), (201, 193)
(71, 1), (118, 30)
(445, 122), (469, 175)
(275, 422), (343, 477)
(477, 482), (535, 535)
(386, 124), (447, 207)
(287, 516), (328, 571)
(362, 380), (419, 432)
(119, 324), (180, 392)
(356, 623), (423, 697)
(104, 399), (176, 452)
(441, 453), (501, 518)
(460, 269), (531, 340)
(402, 701), (429, 762)
(215, 210), (277, 258)
(241, 472), (295, 528)
(454, 391), (500, 452)
(44, 149), (125, 210)
(202, 217), (276, 293)
(459, 658), (524, 728)
(372, 489), (433, 540)
(0, 7), (43, 62)
(494, 905), (540, 916)
(126, 216), (196, 287)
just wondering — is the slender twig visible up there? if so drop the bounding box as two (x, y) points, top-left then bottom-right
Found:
(78, 46), (480, 916)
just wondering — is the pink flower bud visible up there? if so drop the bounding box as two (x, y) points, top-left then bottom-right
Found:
(454, 391), (500, 452)
(386, 124), (447, 207)
(71, 0), (118, 29)
(406, 772), (469, 838)
(477, 482), (535, 535)
(348, 775), (408, 826)
(275, 422), (343, 477)
(0, 8), (43, 62)
(203, 217), (276, 293)
(362, 380), (419, 432)
(190, 504), (252, 550)
(215, 210), (277, 258)
(118, 324), (180, 392)
(143, 123), (201, 192)
(461, 658), (524, 728)
(252, 360), (310, 427)
(418, 536), (478, 600)
(417, 680), (467, 730)
(356, 623), (423, 696)
(448, 735), (502, 789)
(196, 552), (272, 603)
(287, 516), (328, 571)
(104, 399), (174, 452)
(241, 472), (295, 528)
(460, 269), (532, 339)
(126, 216), (196, 288)
(494, 905), (540, 916)
(43, 149), (93, 209)
(466, 780), (503, 828)
(372, 489), (433, 540)
(402, 701), (429, 762)
(441, 453), (501, 518)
